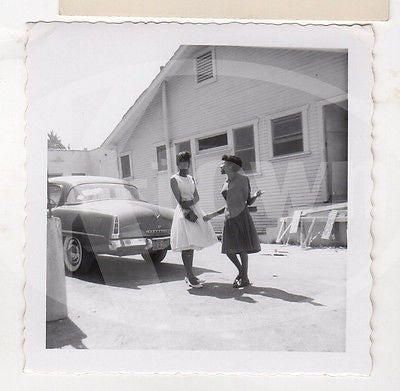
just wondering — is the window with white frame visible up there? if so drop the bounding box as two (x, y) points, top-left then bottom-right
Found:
(197, 133), (228, 153)
(232, 125), (256, 173)
(271, 112), (304, 157)
(156, 145), (167, 172)
(194, 49), (216, 85)
(119, 154), (132, 178)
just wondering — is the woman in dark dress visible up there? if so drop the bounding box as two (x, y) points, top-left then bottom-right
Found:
(204, 155), (263, 288)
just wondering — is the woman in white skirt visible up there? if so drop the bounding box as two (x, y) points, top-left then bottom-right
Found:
(170, 151), (218, 288)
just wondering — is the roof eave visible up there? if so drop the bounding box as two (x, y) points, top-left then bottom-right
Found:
(101, 45), (190, 149)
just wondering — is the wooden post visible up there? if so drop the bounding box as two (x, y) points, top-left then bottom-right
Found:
(321, 210), (338, 240)
(300, 219), (304, 247)
(304, 217), (317, 247)
(276, 218), (291, 243)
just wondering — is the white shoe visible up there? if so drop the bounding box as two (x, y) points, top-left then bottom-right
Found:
(184, 277), (204, 288)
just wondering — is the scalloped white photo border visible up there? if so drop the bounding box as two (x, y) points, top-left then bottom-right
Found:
(23, 22), (373, 374)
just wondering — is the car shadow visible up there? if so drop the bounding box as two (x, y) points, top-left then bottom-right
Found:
(188, 282), (324, 306)
(69, 256), (220, 290)
(46, 317), (88, 349)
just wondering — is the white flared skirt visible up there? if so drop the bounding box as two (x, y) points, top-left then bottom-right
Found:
(170, 204), (218, 252)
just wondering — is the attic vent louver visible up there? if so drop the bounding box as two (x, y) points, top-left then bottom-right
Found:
(195, 50), (215, 84)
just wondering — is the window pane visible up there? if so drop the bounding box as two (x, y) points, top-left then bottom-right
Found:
(120, 155), (131, 178)
(273, 139), (303, 157)
(233, 125), (254, 150)
(66, 183), (139, 204)
(176, 141), (191, 154)
(235, 149), (256, 173)
(271, 112), (304, 156)
(272, 113), (302, 138)
(156, 145), (167, 171)
(198, 133), (228, 151)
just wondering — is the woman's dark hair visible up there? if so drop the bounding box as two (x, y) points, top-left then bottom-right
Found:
(176, 150), (191, 164)
(222, 154), (242, 171)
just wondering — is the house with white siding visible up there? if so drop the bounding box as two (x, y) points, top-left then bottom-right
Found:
(73, 45), (350, 239)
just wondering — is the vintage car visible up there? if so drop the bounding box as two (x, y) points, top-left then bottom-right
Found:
(47, 176), (174, 274)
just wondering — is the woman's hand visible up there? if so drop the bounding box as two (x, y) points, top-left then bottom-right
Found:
(180, 199), (194, 209)
(253, 190), (264, 198)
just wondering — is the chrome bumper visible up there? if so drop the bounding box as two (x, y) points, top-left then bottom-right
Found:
(109, 237), (170, 252)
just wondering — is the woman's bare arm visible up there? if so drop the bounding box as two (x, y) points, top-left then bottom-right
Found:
(203, 206), (225, 221)
(170, 177), (187, 209)
(170, 177), (198, 209)
(246, 177), (263, 205)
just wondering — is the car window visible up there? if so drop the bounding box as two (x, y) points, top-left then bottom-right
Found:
(48, 184), (62, 206)
(66, 183), (140, 204)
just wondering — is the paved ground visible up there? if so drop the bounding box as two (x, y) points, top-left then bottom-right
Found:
(46, 243), (346, 352)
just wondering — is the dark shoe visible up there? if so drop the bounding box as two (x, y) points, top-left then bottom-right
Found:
(233, 275), (241, 288)
(237, 278), (251, 288)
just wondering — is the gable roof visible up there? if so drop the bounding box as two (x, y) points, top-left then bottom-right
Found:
(101, 45), (200, 148)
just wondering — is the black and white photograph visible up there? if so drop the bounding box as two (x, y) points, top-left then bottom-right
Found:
(24, 22), (373, 374)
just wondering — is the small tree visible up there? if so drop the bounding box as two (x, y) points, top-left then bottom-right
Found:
(47, 131), (66, 150)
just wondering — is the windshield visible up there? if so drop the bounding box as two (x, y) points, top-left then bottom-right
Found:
(66, 183), (140, 204)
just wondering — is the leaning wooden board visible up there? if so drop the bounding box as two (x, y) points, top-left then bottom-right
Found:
(290, 210), (302, 234)
(321, 210), (339, 240)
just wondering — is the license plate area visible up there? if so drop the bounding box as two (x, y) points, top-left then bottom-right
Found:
(122, 238), (146, 247)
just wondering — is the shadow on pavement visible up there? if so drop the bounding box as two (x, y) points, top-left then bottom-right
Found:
(69, 256), (220, 290)
(46, 317), (87, 349)
(188, 282), (324, 306)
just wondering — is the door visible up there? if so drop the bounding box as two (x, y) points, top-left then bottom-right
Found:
(323, 100), (348, 202)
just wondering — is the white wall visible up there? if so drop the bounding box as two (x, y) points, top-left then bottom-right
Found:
(48, 148), (119, 178)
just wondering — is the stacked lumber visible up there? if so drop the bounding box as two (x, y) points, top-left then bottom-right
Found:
(276, 202), (347, 247)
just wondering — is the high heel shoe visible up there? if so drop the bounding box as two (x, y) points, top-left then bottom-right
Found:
(184, 277), (203, 289)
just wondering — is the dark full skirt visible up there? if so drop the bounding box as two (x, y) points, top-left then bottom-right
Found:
(221, 207), (261, 254)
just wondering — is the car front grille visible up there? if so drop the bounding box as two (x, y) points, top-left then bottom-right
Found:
(145, 229), (170, 236)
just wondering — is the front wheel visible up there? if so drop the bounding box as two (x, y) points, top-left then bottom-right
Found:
(142, 249), (168, 264)
(63, 235), (95, 274)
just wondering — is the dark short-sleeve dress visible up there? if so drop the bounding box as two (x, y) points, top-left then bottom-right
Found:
(221, 174), (261, 254)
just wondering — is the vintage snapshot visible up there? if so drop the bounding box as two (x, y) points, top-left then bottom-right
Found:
(24, 22), (373, 374)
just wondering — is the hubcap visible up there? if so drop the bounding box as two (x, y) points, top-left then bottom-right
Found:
(65, 237), (82, 271)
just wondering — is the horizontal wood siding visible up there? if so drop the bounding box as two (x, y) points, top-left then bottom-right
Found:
(116, 91), (172, 207)
(115, 47), (347, 231)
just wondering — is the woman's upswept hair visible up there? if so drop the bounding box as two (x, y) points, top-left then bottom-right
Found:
(176, 150), (191, 164)
(222, 154), (242, 171)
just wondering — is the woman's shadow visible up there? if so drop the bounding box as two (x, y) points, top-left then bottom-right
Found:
(188, 282), (323, 306)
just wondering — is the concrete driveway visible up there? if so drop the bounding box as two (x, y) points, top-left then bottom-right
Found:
(46, 243), (346, 352)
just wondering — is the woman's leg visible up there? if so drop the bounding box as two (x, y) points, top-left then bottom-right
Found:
(181, 250), (196, 283)
(226, 253), (243, 276)
(238, 252), (249, 281)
